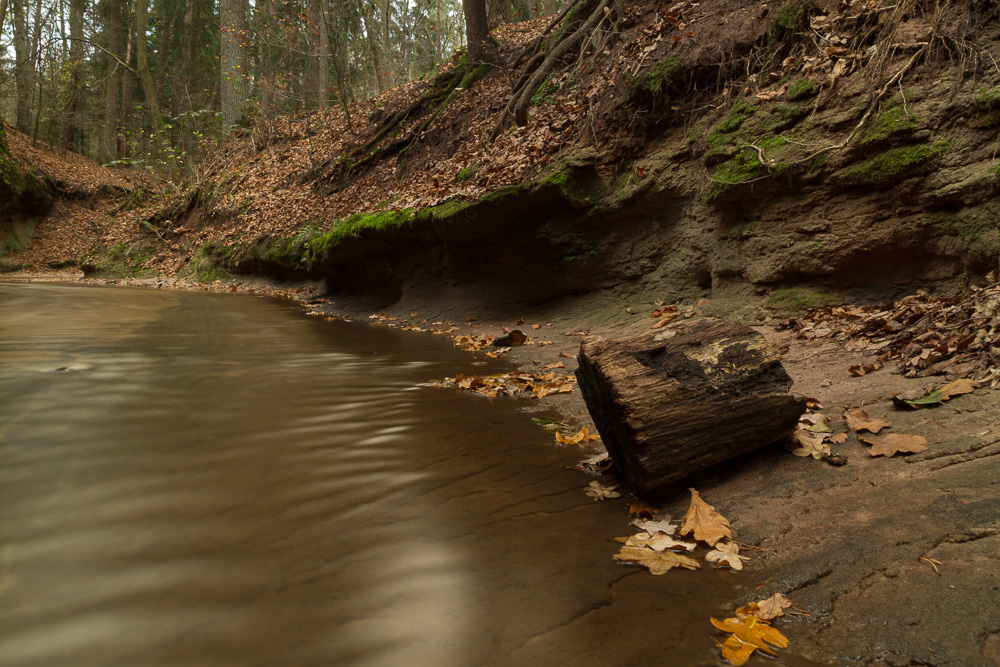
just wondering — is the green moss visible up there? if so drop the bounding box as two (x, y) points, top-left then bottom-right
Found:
(88, 242), (156, 278)
(766, 287), (839, 314)
(537, 220), (602, 260)
(459, 62), (491, 88)
(631, 56), (687, 99)
(706, 101), (757, 148)
(418, 199), (472, 222)
(707, 147), (765, 200)
(846, 139), (950, 182)
(975, 87), (1000, 110)
(531, 75), (559, 106)
(770, 1), (806, 37)
(785, 79), (814, 101)
(863, 104), (918, 143)
(480, 185), (522, 205)
(455, 166), (476, 183)
(687, 128), (703, 144)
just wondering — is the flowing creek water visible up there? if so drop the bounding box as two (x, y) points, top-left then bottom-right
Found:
(1, 282), (814, 667)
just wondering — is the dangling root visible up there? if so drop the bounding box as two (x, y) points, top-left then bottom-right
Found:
(490, 0), (614, 140)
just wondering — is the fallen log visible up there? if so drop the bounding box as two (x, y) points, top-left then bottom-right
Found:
(575, 317), (806, 497)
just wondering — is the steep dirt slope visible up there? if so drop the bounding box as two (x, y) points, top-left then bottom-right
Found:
(59, 0), (1000, 318)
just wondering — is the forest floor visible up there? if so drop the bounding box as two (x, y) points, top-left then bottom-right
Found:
(4, 0), (1000, 663)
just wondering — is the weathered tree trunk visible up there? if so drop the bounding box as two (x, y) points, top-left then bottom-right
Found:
(65, 0), (85, 153)
(99, 0), (121, 164)
(220, 0), (247, 126)
(463, 0), (489, 62)
(575, 318), (806, 497)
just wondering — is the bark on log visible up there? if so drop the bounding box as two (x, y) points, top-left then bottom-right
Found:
(575, 317), (806, 497)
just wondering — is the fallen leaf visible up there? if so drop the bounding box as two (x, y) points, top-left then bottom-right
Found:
(627, 503), (658, 519)
(848, 363), (881, 376)
(754, 592), (793, 620)
(844, 408), (891, 434)
(705, 541), (749, 570)
(555, 426), (600, 445)
(938, 378), (980, 400)
(711, 615), (789, 666)
(631, 517), (677, 534)
(626, 531), (697, 552)
(790, 429), (830, 459)
(585, 480), (620, 501)
(861, 433), (929, 457)
(680, 488), (732, 546)
(543, 362), (565, 369)
(613, 545), (701, 574)
(569, 453), (613, 472)
(828, 431), (849, 444)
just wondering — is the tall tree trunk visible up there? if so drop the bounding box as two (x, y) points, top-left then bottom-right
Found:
(134, 0), (172, 164)
(65, 0), (85, 153)
(317, 0), (329, 108)
(118, 14), (134, 158)
(29, 0), (42, 143)
(463, 0), (489, 62)
(11, 0), (32, 134)
(435, 0), (441, 60)
(0, 0), (8, 37)
(542, 0), (555, 16)
(220, 0), (247, 126)
(100, 0), (121, 163)
(353, 0), (384, 92)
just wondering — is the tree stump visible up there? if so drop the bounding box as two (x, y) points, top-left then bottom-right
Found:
(575, 317), (806, 497)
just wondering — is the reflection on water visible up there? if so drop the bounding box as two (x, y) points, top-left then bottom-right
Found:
(0, 283), (805, 667)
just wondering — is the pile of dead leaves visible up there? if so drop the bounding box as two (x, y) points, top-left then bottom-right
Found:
(790, 401), (936, 460)
(776, 280), (1000, 382)
(431, 370), (575, 398)
(612, 489), (748, 574)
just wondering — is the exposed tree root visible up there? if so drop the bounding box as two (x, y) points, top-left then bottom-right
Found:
(299, 66), (470, 191)
(491, 0), (612, 140)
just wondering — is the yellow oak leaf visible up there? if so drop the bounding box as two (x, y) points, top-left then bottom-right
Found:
(680, 488), (732, 546)
(613, 545), (701, 575)
(711, 615), (789, 665)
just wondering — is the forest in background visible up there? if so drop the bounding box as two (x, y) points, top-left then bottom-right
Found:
(0, 0), (562, 174)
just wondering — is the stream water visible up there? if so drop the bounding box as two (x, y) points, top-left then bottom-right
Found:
(0, 282), (806, 667)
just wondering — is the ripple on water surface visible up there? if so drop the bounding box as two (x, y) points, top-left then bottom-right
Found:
(0, 283), (818, 667)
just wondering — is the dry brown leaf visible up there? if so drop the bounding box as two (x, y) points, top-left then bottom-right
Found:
(584, 480), (620, 501)
(844, 408), (891, 434)
(626, 503), (658, 519)
(569, 453), (612, 472)
(705, 541), (749, 570)
(848, 363), (881, 376)
(861, 433), (929, 457)
(631, 518), (677, 535)
(790, 429), (830, 459)
(625, 531), (697, 552)
(938, 378), (980, 400)
(679, 488), (732, 546)
(613, 545), (701, 574)
(754, 592), (793, 620)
